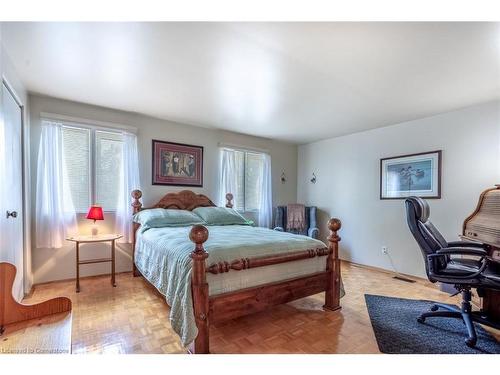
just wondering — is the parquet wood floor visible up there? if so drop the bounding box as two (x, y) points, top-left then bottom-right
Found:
(22, 261), (499, 354)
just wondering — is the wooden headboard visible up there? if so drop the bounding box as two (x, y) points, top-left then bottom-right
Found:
(131, 189), (233, 213)
(154, 190), (214, 210)
(130, 189), (233, 276)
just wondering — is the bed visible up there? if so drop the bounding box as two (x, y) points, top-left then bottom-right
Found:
(131, 189), (343, 354)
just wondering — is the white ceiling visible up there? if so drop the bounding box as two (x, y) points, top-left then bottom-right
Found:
(2, 22), (500, 144)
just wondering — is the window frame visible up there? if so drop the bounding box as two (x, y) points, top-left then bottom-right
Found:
(58, 121), (125, 214)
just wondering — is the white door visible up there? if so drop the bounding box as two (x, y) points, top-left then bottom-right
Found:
(0, 81), (24, 301)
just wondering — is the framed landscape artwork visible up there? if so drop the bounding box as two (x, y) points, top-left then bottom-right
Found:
(380, 150), (442, 199)
(152, 140), (203, 187)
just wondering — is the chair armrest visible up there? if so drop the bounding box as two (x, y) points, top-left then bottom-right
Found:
(308, 227), (319, 239)
(428, 251), (489, 279)
(447, 241), (490, 250)
(436, 247), (488, 256)
(274, 227), (284, 232)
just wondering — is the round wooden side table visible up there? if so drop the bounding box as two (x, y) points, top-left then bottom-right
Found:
(66, 234), (123, 292)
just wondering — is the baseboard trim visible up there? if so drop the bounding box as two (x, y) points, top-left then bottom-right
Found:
(341, 259), (427, 285)
(31, 271), (133, 289)
(29, 261), (428, 295)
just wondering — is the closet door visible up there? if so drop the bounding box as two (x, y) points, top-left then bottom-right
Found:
(0, 81), (24, 301)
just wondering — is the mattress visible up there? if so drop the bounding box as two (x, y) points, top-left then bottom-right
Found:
(134, 224), (334, 346)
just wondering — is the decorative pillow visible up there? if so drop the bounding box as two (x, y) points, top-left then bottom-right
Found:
(192, 207), (253, 226)
(133, 208), (205, 228)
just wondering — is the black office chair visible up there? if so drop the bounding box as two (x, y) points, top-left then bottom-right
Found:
(405, 196), (500, 347)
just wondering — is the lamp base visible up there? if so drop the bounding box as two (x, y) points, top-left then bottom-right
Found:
(91, 224), (99, 236)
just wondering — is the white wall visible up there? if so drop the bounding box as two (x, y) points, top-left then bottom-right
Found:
(298, 101), (500, 278)
(29, 94), (298, 284)
(0, 27), (32, 295)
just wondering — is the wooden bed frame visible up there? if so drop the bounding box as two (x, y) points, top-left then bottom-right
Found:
(131, 189), (342, 354)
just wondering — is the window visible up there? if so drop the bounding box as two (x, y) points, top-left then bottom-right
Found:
(233, 150), (265, 212)
(95, 131), (124, 211)
(61, 124), (124, 212)
(62, 126), (90, 212)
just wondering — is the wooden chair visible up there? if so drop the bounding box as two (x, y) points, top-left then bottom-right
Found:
(0, 262), (73, 353)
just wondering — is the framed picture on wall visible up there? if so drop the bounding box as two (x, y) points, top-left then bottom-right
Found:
(152, 140), (203, 187)
(380, 150), (442, 199)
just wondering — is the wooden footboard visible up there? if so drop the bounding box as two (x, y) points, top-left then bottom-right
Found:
(189, 218), (341, 353)
(209, 272), (331, 323)
(131, 189), (342, 354)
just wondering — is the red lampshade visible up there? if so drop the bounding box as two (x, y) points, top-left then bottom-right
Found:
(86, 205), (104, 222)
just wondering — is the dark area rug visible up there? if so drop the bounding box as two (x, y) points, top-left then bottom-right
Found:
(364, 294), (500, 354)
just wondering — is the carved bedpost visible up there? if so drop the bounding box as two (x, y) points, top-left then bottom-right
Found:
(189, 225), (210, 354)
(225, 193), (233, 208)
(131, 189), (143, 214)
(324, 218), (342, 311)
(131, 190), (143, 277)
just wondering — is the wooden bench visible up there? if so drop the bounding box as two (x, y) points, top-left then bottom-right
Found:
(0, 263), (72, 354)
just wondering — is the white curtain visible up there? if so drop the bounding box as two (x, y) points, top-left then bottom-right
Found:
(258, 153), (272, 228)
(116, 132), (141, 243)
(36, 121), (77, 248)
(219, 148), (238, 207)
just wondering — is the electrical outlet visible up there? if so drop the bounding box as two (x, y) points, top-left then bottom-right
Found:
(381, 246), (388, 255)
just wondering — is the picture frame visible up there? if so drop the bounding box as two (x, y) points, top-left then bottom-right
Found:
(380, 150), (441, 199)
(152, 139), (203, 187)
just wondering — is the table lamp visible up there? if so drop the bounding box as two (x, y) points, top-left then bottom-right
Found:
(86, 205), (104, 236)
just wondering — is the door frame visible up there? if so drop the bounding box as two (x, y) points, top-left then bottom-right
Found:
(2, 76), (29, 299)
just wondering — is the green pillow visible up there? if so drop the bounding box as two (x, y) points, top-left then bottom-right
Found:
(193, 207), (253, 226)
(133, 208), (205, 228)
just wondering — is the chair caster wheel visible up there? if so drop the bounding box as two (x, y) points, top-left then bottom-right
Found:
(465, 338), (476, 348)
(417, 317), (425, 323)
(430, 305), (439, 312)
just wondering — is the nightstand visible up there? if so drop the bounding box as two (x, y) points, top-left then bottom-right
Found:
(66, 234), (123, 292)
